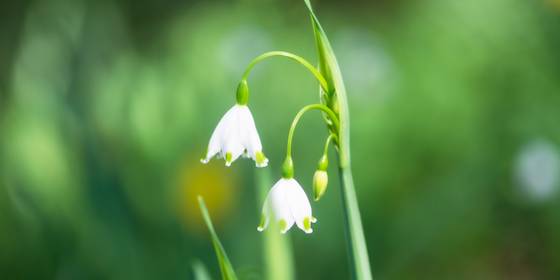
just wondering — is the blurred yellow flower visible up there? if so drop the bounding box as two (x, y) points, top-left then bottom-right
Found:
(547, 0), (560, 11)
(175, 159), (238, 235)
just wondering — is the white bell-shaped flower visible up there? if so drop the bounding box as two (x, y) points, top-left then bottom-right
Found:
(258, 178), (316, 234)
(201, 104), (268, 167)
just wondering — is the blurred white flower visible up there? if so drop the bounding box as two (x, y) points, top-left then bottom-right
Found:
(258, 178), (316, 234)
(515, 140), (560, 201)
(201, 104), (268, 167)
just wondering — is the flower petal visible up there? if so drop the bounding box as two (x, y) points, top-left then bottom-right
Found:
(257, 213), (268, 232)
(237, 105), (268, 167)
(285, 178), (314, 234)
(254, 151), (269, 168)
(260, 179), (295, 233)
(202, 104), (268, 167)
(223, 140), (244, 167)
(219, 106), (246, 166)
(201, 105), (238, 164)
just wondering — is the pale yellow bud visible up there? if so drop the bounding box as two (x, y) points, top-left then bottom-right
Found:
(313, 170), (328, 201)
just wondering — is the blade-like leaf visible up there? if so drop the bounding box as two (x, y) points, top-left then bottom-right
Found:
(304, 0), (350, 167)
(192, 260), (213, 280)
(198, 196), (238, 280)
(303, 1), (373, 280)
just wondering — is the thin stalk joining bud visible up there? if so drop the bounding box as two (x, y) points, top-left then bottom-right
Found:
(322, 134), (337, 160)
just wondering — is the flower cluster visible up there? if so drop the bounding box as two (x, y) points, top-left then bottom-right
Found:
(201, 53), (338, 234)
(199, 2), (373, 277)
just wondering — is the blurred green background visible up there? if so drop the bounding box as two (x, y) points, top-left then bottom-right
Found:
(1, 0), (560, 279)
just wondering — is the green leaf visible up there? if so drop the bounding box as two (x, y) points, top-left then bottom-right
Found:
(303, 0), (351, 167)
(197, 196), (238, 280)
(255, 169), (295, 280)
(192, 260), (213, 280)
(303, 1), (373, 280)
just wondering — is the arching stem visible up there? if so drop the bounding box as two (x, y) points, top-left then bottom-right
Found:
(285, 104), (339, 159)
(322, 133), (338, 156)
(241, 51), (329, 92)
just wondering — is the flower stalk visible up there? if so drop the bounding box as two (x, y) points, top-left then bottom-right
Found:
(241, 51), (329, 92)
(285, 104), (339, 158)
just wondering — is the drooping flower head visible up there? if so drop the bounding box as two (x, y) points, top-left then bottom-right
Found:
(258, 158), (316, 234)
(201, 81), (268, 167)
(258, 178), (316, 234)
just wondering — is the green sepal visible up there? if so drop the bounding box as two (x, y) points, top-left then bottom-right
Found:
(236, 80), (249, 105)
(317, 155), (328, 171)
(282, 156), (294, 179)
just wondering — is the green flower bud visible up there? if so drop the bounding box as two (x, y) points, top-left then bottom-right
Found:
(236, 79), (249, 105)
(313, 170), (328, 201)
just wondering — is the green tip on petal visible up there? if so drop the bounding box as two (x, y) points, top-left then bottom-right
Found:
(279, 219), (288, 234)
(257, 215), (266, 232)
(225, 152), (232, 166)
(303, 217), (313, 234)
(200, 148), (209, 164)
(255, 151), (268, 167)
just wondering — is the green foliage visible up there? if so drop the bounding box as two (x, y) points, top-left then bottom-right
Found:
(192, 260), (213, 280)
(304, 0), (350, 166)
(198, 197), (238, 280)
(304, 1), (373, 279)
(1, 0), (560, 279)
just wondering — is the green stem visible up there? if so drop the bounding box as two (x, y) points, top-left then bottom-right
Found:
(322, 133), (337, 156)
(338, 163), (372, 280)
(241, 51), (329, 92)
(285, 104), (339, 158)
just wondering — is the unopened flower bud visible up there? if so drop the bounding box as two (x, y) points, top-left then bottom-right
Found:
(313, 170), (328, 201)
